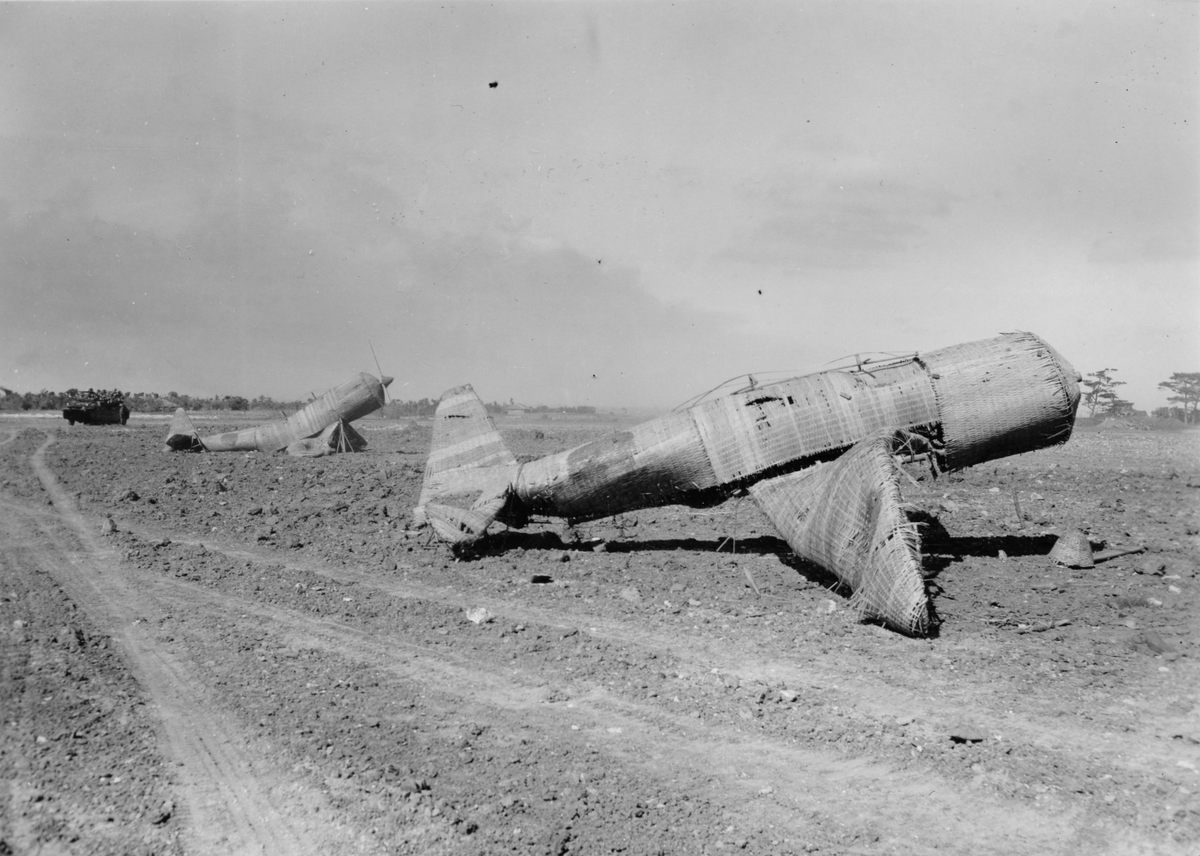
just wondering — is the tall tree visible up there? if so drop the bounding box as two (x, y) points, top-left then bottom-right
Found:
(1158, 372), (1200, 424)
(1081, 368), (1127, 418)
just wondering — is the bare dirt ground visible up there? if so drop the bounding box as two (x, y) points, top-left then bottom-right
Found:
(2, 412), (1197, 855)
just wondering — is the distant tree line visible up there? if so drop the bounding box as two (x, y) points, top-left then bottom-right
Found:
(488, 403), (598, 416)
(7, 373), (1200, 423)
(0, 388), (308, 414)
(0, 388), (599, 418)
(1079, 368), (1200, 424)
(1157, 372), (1200, 424)
(1081, 369), (1133, 417)
(381, 398), (597, 418)
(380, 398), (438, 418)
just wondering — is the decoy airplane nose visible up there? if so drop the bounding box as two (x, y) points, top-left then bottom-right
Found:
(381, 376), (394, 388)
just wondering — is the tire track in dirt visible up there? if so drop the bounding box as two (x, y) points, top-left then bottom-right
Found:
(21, 432), (373, 856)
(28, 420), (1200, 853)
(111, 515), (1194, 797)
(0, 552), (43, 855)
(114, 549), (1091, 856)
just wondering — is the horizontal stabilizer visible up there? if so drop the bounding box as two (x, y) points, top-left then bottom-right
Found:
(748, 432), (931, 636)
(424, 494), (509, 547)
(323, 419), (367, 452)
(415, 384), (519, 541)
(164, 408), (203, 452)
(285, 420), (368, 457)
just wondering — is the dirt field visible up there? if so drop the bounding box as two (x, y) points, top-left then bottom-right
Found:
(2, 412), (1197, 855)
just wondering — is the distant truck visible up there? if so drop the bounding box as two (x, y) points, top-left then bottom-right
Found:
(62, 392), (130, 426)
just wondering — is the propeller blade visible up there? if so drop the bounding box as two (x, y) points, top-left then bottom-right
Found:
(369, 340), (392, 404)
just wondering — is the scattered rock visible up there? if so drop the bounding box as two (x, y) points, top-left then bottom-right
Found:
(465, 607), (494, 624)
(1131, 630), (1176, 656)
(949, 726), (987, 744)
(398, 777), (428, 794)
(1134, 557), (1166, 576)
(150, 799), (174, 825)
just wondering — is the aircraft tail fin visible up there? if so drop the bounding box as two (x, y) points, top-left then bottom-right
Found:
(414, 384), (520, 546)
(164, 408), (204, 452)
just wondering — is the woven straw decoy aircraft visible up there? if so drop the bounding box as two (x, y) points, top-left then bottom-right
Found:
(415, 332), (1080, 636)
(164, 372), (392, 457)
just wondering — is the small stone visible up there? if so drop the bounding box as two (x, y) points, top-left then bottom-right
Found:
(464, 607), (494, 624)
(1134, 557), (1166, 576)
(949, 727), (986, 744)
(151, 800), (174, 825)
(1134, 630), (1175, 655)
(398, 778), (423, 795)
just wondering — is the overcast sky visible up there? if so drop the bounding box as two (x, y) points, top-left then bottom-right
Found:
(2, 1), (1196, 410)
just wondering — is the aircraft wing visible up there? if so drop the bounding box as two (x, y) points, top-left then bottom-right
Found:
(747, 432), (931, 636)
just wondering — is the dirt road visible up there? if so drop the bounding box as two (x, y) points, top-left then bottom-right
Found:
(2, 416), (1197, 854)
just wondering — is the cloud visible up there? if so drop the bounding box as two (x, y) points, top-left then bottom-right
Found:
(720, 166), (955, 271)
(0, 157), (729, 406)
(385, 218), (734, 407)
(1087, 224), (1200, 265)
